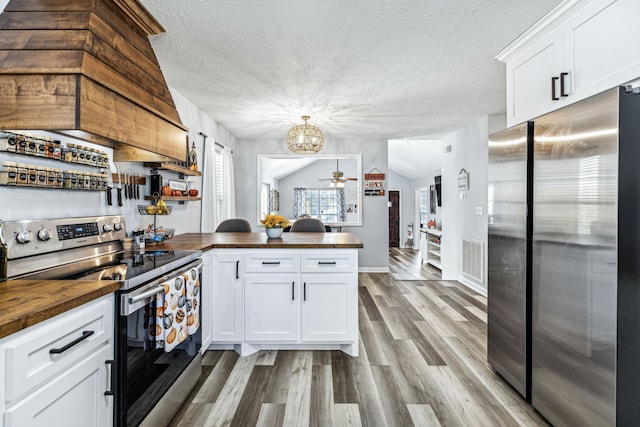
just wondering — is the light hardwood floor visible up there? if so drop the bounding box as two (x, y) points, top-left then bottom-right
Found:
(169, 249), (549, 427)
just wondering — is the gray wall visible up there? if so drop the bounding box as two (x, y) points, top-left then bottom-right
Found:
(236, 138), (389, 271)
(440, 117), (489, 292)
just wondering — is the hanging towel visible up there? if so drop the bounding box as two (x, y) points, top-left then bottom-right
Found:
(185, 267), (200, 335)
(148, 275), (188, 352)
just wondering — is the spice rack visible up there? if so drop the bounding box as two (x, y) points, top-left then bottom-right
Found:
(0, 131), (109, 191)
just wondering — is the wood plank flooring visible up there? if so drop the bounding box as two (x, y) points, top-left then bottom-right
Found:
(389, 247), (442, 281)
(169, 249), (549, 427)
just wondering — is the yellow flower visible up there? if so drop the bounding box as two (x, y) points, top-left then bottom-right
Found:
(260, 214), (290, 228)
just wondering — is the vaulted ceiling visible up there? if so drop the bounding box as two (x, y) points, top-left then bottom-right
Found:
(140, 0), (563, 142)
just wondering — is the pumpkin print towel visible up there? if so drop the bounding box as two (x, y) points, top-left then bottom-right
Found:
(148, 274), (189, 352)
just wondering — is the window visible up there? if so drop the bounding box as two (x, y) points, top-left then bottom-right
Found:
(303, 188), (341, 223)
(215, 147), (224, 221)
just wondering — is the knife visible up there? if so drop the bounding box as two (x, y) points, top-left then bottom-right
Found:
(124, 171), (129, 199)
(115, 164), (123, 207)
(135, 173), (140, 199)
(106, 171), (113, 206)
(128, 172), (132, 199)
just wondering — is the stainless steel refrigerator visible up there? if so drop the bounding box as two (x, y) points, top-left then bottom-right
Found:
(488, 86), (640, 427)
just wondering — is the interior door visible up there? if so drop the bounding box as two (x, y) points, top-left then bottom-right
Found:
(389, 190), (400, 247)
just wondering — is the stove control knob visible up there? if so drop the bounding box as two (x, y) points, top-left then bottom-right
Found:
(103, 224), (113, 233)
(113, 223), (123, 231)
(16, 230), (32, 244)
(38, 229), (52, 241)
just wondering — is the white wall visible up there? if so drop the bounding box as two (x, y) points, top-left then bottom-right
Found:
(236, 138), (389, 271)
(440, 117), (489, 293)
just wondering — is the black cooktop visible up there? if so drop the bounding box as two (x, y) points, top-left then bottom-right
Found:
(70, 249), (202, 290)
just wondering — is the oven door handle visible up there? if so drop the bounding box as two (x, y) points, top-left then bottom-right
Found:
(122, 259), (203, 315)
(129, 286), (165, 304)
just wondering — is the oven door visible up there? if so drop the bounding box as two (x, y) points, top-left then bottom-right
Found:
(116, 259), (203, 427)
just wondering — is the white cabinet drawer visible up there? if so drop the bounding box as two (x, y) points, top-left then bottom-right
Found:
(245, 252), (298, 273)
(301, 251), (356, 273)
(2, 295), (114, 403)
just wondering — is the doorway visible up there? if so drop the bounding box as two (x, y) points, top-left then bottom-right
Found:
(389, 190), (400, 247)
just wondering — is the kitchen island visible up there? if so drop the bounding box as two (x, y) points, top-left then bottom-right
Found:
(157, 232), (363, 356)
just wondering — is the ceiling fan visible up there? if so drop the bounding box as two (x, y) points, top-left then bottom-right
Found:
(318, 159), (358, 187)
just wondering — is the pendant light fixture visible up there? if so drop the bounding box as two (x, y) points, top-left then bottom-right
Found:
(287, 115), (324, 154)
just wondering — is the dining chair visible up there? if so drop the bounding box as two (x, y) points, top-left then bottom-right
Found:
(215, 218), (252, 232)
(290, 218), (325, 232)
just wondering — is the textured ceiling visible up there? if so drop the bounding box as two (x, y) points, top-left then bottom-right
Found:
(140, 0), (562, 141)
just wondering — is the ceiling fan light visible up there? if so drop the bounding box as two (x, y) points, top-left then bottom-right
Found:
(336, 181), (345, 188)
(287, 115), (324, 154)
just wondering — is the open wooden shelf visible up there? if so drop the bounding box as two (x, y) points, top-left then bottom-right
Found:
(144, 195), (202, 202)
(143, 162), (202, 176)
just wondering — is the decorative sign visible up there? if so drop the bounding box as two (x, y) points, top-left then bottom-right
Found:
(364, 168), (386, 196)
(457, 168), (469, 191)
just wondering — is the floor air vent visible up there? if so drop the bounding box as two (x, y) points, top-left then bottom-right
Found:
(462, 239), (484, 283)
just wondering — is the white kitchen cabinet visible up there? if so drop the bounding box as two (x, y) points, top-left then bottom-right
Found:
(211, 251), (244, 343)
(0, 294), (114, 427)
(244, 273), (299, 341)
(498, 0), (640, 127)
(301, 273), (357, 342)
(4, 344), (112, 427)
(209, 247), (359, 356)
(200, 250), (214, 351)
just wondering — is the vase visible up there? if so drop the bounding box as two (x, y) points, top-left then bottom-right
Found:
(265, 227), (284, 239)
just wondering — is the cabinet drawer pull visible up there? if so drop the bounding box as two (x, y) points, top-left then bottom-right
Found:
(291, 281), (295, 301)
(105, 359), (115, 396)
(560, 72), (569, 97)
(551, 76), (559, 100)
(262, 261), (281, 265)
(304, 282), (307, 301)
(318, 261), (337, 265)
(236, 260), (239, 279)
(49, 330), (94, 354)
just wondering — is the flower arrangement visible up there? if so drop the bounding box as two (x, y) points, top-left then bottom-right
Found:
(260, 214), (290, 229)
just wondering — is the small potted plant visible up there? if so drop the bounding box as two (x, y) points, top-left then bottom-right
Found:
(260, 214), (290, 238)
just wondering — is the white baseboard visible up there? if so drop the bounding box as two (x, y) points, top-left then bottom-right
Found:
(359, 267), (390, 273)
(457, 275), (487, 297)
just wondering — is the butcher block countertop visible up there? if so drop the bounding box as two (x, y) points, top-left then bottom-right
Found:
(154, 232), (364, 251)
(0, 279), (120, 340)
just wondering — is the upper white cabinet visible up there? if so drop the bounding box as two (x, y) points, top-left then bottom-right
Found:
(498, 0), (640, 126)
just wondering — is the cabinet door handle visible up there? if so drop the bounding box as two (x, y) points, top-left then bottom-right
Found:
(49, 330), (94, 354)
(551, 76), (559, 100)
(291, 281), (295, 301)
(262, 261), (281, 265)
(304, 282), (307, 301)
(235, 260), (239, 279)
(104, 360), (115, 396)
(318, 261), (336, 265)
(560, 72), (569, 97)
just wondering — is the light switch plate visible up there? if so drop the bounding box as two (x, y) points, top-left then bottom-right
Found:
(475, 206), (483, 215)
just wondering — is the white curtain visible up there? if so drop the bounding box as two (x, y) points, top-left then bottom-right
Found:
(200, 141), (218, 232)
(222, 147), (236, 219)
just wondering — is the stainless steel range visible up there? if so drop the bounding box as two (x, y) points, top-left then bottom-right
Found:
(4, 215), (203, 427)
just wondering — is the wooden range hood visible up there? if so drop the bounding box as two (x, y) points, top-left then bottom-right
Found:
(0, 0), (188, 162)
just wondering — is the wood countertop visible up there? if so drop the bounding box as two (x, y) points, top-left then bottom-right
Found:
(0, 280), (120, 340)
(153, 232), (364, 251)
